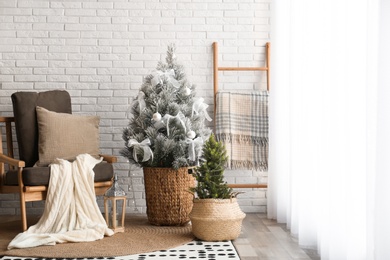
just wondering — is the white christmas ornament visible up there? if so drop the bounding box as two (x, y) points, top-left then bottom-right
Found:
(187, 130), (196, 139)
(184, 87), (191, 96)
(152, 112), (162, 122)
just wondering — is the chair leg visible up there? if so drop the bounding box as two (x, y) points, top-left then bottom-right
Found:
(19, 192), (27, 231)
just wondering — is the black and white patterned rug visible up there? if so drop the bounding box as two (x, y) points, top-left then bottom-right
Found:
(1, 240), (240, 260)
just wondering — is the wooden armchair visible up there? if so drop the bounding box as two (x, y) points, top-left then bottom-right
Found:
(0, 90), (117, 231)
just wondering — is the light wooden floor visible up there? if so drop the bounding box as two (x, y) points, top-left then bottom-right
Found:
(234, 213), (320, 260)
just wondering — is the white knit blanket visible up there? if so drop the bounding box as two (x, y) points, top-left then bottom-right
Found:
(7, 154), (114, 250)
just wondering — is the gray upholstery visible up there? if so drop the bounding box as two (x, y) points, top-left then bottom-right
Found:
(5, 162), (114, 186)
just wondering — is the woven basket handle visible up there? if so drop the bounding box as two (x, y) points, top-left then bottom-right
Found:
(231, 191), (245, 201)
(187, 166), (196, 174)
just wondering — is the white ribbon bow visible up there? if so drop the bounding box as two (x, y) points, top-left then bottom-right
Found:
(128, 138), (153, 162)
(192, 98), (212, 121)
(162, 112), (186, 136)
(135, 91), (146, 114)
(186, 137), (204, 162)
(151, 69), (180, 88)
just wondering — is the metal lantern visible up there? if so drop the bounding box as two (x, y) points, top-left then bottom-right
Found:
(104, 174), (126, 233)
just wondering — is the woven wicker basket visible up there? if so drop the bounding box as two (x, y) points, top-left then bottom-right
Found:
(143, 167), (195, 226)
(189, 198), (246, 241)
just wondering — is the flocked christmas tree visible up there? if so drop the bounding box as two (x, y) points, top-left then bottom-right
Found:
(190, 134), (234, 199)
(121, 45), (212, 169)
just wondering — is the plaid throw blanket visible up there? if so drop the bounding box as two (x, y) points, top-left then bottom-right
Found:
(215, 91), (269, 171)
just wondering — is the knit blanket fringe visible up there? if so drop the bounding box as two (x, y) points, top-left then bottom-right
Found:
(215, 133), (268, 146)
(229, 160), (268, 171)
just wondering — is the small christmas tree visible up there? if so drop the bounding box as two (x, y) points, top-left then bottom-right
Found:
(191, 134), (234, 199)
(121, 45), (212, 169)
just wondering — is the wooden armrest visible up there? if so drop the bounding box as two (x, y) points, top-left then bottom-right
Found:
(0, 116), (15, 123)
(99, 154), (118, 163)
(0, 153), (25, 168)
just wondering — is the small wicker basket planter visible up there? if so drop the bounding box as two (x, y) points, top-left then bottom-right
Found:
(189, 198), (246, 241)
(143, 167), (195, 226)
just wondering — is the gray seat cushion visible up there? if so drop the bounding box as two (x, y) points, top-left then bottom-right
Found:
(5, 161), (113, 186)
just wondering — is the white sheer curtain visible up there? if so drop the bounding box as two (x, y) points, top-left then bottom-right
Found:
(268, 0), (390, 259)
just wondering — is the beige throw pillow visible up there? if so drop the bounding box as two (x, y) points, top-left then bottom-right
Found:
(36, 106), (100, 166)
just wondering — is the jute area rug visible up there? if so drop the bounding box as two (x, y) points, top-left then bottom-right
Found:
(0, 215), (194, 258)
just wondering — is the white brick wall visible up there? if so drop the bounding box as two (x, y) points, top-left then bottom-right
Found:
(0, 0), (270, 216)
